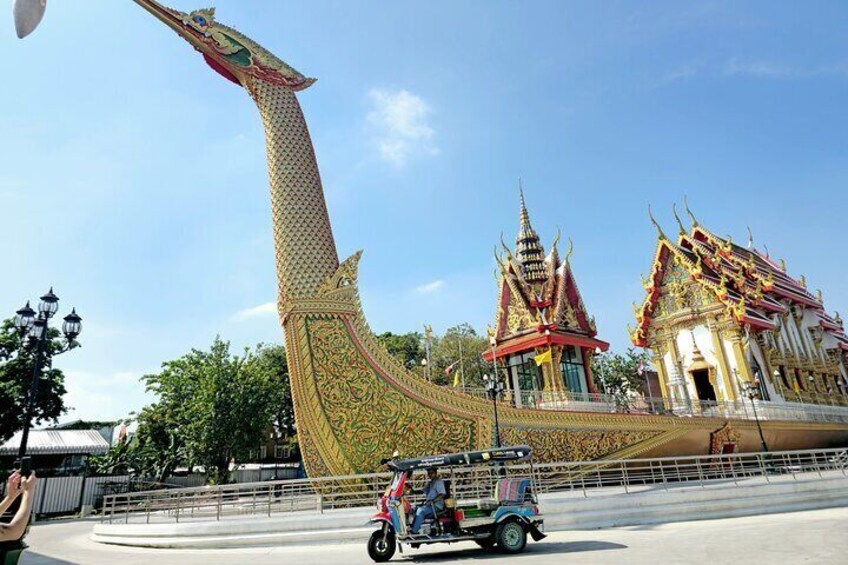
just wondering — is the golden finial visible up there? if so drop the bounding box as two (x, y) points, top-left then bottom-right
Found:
(835, 311), (843, 326)
(493, 246), (508, 273)
(672, 204), (687, 235)
(683, 195), (699, 227)
(779, 258), (787, 272)
(551, 228), (562, 253)
(747, 226), (754, 250)
(763, 244), (770, 258)
(648, 204), (668, 240)
(798, 274), (806, 288)
(817, 289), (823, 303)
(500, 233), (512, 258)
(565, 237), (574, 264)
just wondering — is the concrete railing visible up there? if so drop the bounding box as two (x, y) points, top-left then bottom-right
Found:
(100, 448), (848, 525)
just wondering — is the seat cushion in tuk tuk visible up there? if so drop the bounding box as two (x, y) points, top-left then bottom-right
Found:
(495, 478), (530, 504)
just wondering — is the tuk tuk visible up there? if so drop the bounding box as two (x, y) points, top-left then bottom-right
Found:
(367, 445), (545, 562)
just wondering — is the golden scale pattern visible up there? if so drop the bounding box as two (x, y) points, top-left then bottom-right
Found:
(238, 55), (848, 477)
(246, 77), (340, 302)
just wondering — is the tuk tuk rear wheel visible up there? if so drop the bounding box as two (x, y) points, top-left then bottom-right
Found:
(368, 529), (396, 562)
(495, 520), (527, 554)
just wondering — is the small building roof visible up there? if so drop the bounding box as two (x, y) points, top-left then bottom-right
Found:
(0, 429), (110, 456)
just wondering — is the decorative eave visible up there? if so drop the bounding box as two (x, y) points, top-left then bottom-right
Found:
(484, 329), (609, 361)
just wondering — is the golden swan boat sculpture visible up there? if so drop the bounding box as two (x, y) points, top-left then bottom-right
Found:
(100, 2), (848, 475)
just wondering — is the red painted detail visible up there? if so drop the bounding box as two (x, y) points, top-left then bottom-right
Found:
(741, 315), (775, 331)
(483, 333), (609, 361)
(203, 53), (242, 86)
(820, 320), (842, 331)
(530, 299), (552, 309)
(496, 281), (511, 339)
(371, 511), (391, 523)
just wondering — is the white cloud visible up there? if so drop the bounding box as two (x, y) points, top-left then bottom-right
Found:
(232, 301), (276, 321)
(722, 58), (795, 79)
(722, 58), (848, 80)
(367, 88), (439, 167)
(415, 280), (446, 294)
(62, 369), (152, 422)
(656, 58), (848, 87)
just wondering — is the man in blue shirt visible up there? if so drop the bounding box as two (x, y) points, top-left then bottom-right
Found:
(409, 468), (446, 535)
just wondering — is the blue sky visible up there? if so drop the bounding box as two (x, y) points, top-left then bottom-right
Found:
(2, 1), (848, 422)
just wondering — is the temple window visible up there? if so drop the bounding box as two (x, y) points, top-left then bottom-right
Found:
(507, 352), (541, 393)
(560, 346), (587, 394)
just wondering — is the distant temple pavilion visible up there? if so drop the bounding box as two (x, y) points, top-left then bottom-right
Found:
(484, 186), (609, 406)
(631, 203), (848, 408)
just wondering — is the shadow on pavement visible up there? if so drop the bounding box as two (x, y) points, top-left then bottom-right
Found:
(19, 551), (78, 565)
(402, 541), (627, 562)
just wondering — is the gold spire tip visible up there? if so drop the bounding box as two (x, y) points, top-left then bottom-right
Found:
(683, 195), (699, 227)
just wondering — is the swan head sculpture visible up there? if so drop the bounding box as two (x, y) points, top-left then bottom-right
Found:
(132, 0), (316, 90)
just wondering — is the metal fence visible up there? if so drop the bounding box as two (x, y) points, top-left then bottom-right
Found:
(454, 388), (848, 423)
(100, 447), (848, 524)
(0, 474), (209, 520)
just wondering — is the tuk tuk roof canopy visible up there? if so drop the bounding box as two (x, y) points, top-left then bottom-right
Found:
(388, 445), (532, 472)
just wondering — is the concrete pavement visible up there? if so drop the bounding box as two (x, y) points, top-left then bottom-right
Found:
(19, 506), (848, 565)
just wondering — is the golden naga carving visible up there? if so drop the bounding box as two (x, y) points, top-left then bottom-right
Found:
(709, 422), (741, 455)
(124, 3), (848, 475)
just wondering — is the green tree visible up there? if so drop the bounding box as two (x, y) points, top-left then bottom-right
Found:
(139, 337), (283, 484)
(591, 348), (652, 398)
(376, 331), (425, 374)
(254, 344), (298, 459)
(0, 319), (68, 443)
(431, 324), (490, 387)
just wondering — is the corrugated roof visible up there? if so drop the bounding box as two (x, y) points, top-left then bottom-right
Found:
(0, 429), (110, 456)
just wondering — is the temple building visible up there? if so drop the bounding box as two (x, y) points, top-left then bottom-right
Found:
(483, 186), (609, 406)
(630, 203), (848, 410)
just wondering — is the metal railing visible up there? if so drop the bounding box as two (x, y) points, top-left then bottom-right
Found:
(454, 387), (848, 423)
(100, 448), (848, 524)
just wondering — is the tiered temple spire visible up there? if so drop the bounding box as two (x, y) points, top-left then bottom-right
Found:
(515, 182), (548, 284)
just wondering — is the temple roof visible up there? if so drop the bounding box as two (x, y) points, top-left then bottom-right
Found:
(631, 205), (848, 348)
(492, 185), (608, 354)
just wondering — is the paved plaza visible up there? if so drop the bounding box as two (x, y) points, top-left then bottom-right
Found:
(19, 507), (848, 565)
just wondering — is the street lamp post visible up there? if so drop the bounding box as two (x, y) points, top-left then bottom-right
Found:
(483, 374), (504, 448)
(10, 288), (82, 460)
(742, 379), (769, 452)
(420, 358), (428, 382)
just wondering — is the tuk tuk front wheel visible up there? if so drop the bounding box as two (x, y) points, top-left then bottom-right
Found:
(495, 520), (527, 554)
(368, 529), (396, 562)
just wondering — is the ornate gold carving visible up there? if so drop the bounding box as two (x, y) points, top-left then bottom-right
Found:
(500, 427), (662, 462)
(710, 422), (741, 455)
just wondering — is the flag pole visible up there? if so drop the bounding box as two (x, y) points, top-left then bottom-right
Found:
(459, 335), (466, 388)
(545, 330), (556, 398)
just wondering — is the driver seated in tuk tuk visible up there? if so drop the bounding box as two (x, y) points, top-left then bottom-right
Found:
(409, 468), (446, 535)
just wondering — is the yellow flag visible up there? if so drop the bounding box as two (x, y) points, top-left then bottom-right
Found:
(534, 349), (552, 366)
(793, 379), (800, 394)
(453, 369), (462, 387)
